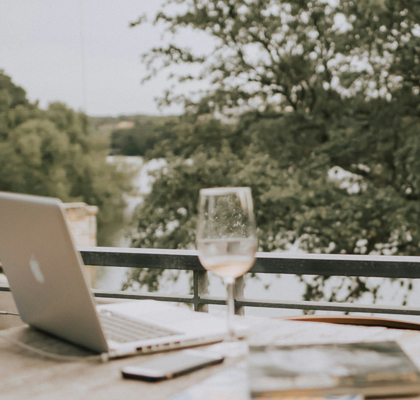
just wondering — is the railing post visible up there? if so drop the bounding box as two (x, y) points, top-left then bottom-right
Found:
(193, 270), (209, 312)
(234, 276), (245, 315)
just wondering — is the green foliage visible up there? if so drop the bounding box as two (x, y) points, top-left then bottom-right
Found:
(110, 116), (179, 156)
(124, 0), (420, 305)
(0, 71), (132, 245)
(132, 0), (420, 119)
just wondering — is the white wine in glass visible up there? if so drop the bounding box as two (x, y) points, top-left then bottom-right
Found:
(196, 187), (257, 340)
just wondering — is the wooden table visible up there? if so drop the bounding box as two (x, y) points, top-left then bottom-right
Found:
(1, 315), (420, 400)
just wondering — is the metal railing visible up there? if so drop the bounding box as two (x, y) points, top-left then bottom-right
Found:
(77, 247), (420, 317)
(2, 247), (420, 316)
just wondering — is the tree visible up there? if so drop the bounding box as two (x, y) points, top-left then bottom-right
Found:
(134, 0), (419, 117)
(0, 71), (132, 245)
(110, 115), (179, 156)
(125, 0), (420, 306)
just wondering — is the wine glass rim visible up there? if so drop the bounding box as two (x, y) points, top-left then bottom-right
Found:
(199, 187), (251, 195)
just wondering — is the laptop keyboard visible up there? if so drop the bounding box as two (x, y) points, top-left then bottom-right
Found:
(99, 312), (180, 343)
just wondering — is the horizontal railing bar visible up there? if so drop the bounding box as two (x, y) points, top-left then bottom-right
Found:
(80, 246), (203, 271)
(93, 291), (420, 316)
(252, 252), (420, 278)
(235, 298), (420, 316)
(1, 283), (419, 316)
(92, 291), (227, 306)
(198, 295), (420, 316)
(92, 290), (195, 303)
(0, 285), (199, 305)
(79, 247), (420, 279)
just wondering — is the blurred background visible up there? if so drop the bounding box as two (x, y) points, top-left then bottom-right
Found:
(1, 0), (420, 318)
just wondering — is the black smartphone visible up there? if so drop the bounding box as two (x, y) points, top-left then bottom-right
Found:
(121, 350), (224, 382)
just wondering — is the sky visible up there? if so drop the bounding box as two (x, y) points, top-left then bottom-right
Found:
(0, 0), (203, 116)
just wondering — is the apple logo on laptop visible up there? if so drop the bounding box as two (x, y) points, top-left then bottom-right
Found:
(29, 254), (45, 283)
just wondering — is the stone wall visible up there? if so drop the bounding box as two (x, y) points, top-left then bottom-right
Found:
(63, 203), (99, 247)
(63, 202), (98, 287)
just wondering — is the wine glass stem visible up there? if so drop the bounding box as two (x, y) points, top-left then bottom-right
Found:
(225, 277), (236, 341)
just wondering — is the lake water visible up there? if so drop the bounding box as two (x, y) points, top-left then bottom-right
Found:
(100, 156), (420, 321)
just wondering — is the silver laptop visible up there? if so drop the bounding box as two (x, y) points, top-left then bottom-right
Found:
(0, 191), (229, 358)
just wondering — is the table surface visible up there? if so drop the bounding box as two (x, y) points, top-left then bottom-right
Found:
(1, 313), (420, 400)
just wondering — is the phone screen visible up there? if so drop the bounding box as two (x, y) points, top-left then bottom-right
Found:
(121, 350), (224, 381)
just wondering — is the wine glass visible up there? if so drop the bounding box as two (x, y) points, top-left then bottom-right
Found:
(196, 187), (257, 340)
